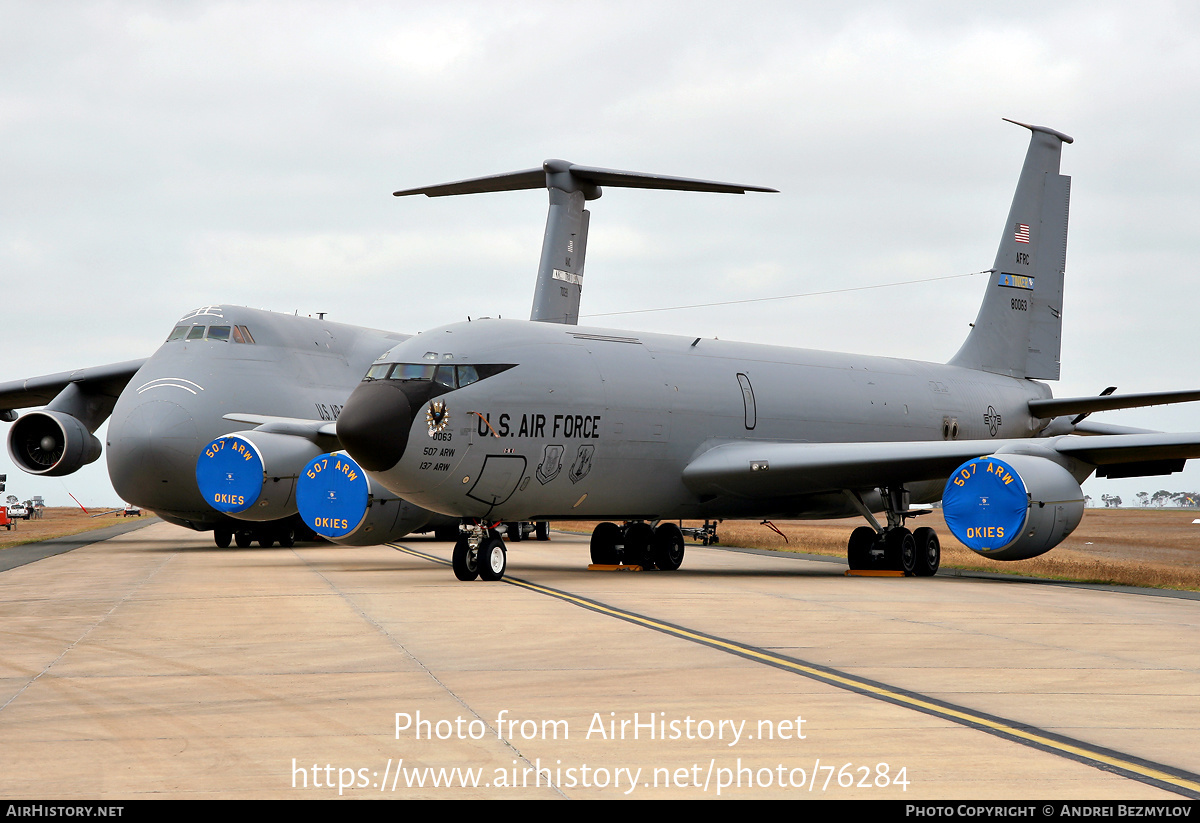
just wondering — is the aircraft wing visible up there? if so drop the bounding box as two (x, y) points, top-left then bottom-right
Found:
(0, 359), (147, 417)
(222, 413), (339, 439)
(681, 433), (1200, 499)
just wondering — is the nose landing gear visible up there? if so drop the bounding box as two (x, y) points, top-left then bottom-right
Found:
(453, 524), (508, 581)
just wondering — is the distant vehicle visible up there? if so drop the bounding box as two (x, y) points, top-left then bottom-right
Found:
(122, 504), (141, 517)
(0, 508), (11, 530)
(7, 503), (28, 520)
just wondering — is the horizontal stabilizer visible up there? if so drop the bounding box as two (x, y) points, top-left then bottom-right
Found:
(393, 159), (775, 327)
(1029, 389), (1200, 418)
(394, 169), (545, 198)
(394, 160), (777, 199)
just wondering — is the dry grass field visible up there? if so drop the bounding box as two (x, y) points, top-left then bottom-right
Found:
(558, 508), (1200, 591)
(0, 506), (144, 551)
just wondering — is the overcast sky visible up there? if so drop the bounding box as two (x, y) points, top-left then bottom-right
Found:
(2, 1), (1198, 510)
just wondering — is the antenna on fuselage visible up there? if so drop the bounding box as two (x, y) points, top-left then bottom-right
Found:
(394, 161), (777, 325)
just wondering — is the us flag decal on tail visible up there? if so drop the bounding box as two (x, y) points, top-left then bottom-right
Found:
(1014, 223), (1031, 243)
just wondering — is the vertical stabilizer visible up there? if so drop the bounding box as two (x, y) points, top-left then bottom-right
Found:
(949, 120), (1072, 379)
(394, 162), (775, 326)
(530, 161), (596, 324)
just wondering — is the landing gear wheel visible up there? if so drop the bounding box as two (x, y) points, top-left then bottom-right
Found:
(478, 537), (507, 581)
(214, 529), (232, 548)
(590, 522), (621, 565)
(257, 533), (275, 548)
(277, 527), (295, 548)
(883, 528), (914, 573)
(535, 521), (550, 541)
(913, 527), (940, 577)
(622, 522), (654, 568)
(504, 521), (523, 542)
(650, 523), (686, 571)
(847, 526), (877, 570)
(452, 536), (480, 581)
(234, 530), (253, 549)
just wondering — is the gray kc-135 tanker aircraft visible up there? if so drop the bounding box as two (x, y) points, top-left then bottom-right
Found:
(0, 161), (773, 549)
(299, 120), (1200, 582)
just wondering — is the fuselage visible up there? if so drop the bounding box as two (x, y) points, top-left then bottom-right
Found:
(106, 305), (407, 530)
(341, 318), (1054, 522)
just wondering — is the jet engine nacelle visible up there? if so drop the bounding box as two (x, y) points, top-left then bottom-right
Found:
(295, 451), (450, 545)
(942, 454), (1086, 561)
(195, 431), (327, 522)
(7, 411), (103, 476)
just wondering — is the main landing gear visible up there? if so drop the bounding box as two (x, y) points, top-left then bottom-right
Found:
(844, 487), (940, 577)
(453, 524), (508, 582)
(214, 523), (300, 550)
(589, 521), (685, 571)
(214, 525), (304, 551)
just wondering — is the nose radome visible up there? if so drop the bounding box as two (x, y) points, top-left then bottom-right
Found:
(337, 381), (414, 472)
(106, 399), (201, 511)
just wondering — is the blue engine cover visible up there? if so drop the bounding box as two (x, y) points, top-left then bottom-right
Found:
(195, 435), (263, 513)
(942, 456), (1029, 551)
(943, 453), (1085, 560)
(296, 452), (371, 538)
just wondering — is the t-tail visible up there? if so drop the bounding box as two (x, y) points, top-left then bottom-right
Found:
(949, 119), (1073, 379)
(394, 161), (776, 325)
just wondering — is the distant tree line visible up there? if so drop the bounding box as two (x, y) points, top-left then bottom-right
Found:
(1085, 491), (1200, 508)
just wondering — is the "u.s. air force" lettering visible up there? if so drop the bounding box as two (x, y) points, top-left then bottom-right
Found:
(477, 412), (601, 439)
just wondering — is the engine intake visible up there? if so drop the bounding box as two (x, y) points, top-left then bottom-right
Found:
(8, 411), (102, 476)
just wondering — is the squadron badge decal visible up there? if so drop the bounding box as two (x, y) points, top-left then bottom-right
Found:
(426, 399), (450, 436)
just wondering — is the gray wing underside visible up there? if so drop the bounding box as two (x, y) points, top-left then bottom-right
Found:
(222, 413), (339, 440)
(681, 433), (1200, 499)
(0, 359), (148, 413)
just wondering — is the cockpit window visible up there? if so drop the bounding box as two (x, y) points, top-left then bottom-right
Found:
(167, 323), (255, 343)
(456, 365), (479, 387)
(363, 361), (505, 388)
(390, 364), (437, 381)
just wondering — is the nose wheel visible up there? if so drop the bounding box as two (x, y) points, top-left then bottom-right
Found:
(453, 528), (508, 581)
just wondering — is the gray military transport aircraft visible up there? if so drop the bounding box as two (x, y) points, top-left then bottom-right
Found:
(307, 120), (1200, 582)
(0, 162), (773, 550)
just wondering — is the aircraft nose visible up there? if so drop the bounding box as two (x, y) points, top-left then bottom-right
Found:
(337, 380), (414, 472)
(106, 399), (202, 511)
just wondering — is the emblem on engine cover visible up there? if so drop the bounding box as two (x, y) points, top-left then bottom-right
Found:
(426, 399), (450, 436)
